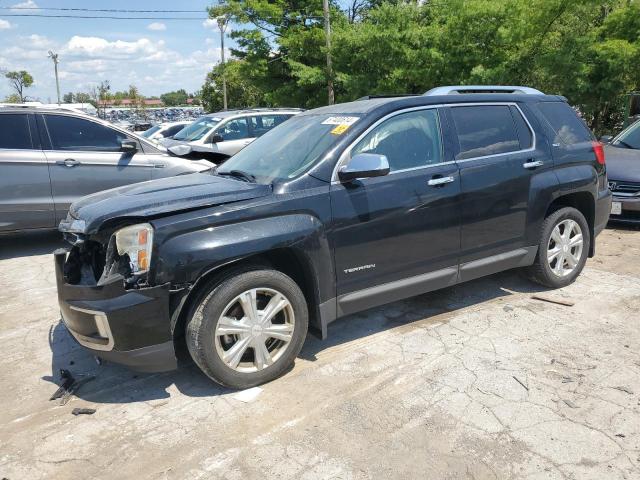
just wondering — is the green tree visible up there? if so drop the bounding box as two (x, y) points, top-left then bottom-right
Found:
(201, 60), (265, 112)
(63, 92), (74, 103)
(160, 89), (189, 106)
(5, 70), (34, 103)
(3, 93), (21, 103)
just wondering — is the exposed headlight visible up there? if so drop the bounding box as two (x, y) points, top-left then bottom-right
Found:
(114, 223), (153, 275)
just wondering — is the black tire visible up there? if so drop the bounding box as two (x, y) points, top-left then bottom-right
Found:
(186, 268), (308, 389)
(526, 207), (590, 288)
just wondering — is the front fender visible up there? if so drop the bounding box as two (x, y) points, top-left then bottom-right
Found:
(153, 214), (331, 288)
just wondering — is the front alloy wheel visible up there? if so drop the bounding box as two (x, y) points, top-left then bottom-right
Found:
(186, 269), (308, 388)
(215, 288), (295, 372)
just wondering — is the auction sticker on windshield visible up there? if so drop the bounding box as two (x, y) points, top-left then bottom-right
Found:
(322, 116), (359, 135)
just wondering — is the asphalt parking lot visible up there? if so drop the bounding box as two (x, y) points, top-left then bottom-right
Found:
(1, 227), (639, 479)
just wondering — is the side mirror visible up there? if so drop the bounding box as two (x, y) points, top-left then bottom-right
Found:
(599, 135), (613, 144)
(338, 153), (390, 182)
(210, 134), (224, 144)
(120, 139), (138, 153)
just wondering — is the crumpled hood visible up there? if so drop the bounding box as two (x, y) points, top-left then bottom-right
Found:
(60, 173), (272, 234)
(605, 145), (640, 183)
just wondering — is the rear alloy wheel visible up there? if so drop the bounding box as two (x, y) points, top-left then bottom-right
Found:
(546, 219), (584, 278)
(186, 269), (308, 388)
(527, 207), (590, 288)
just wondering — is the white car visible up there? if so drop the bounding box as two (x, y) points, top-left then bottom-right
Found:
(141, 121), (191, 144)
(161, 108), (303, 163)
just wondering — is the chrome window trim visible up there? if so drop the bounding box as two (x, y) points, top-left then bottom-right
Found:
(331, 102), (536, 183)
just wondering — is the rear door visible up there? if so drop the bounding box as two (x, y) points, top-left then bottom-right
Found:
(448, 103), (548, 280)
(0, 112), (55, 232)
(41, 114), (153, 221)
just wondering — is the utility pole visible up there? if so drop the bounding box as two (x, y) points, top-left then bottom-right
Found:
(322, 0), (334, 105)
(48, 51), (61, 105)
(217, 15), (229, 110)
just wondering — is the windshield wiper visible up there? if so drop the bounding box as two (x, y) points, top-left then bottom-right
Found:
(217, 169), (257, 183)
(615, 140), (635, 149)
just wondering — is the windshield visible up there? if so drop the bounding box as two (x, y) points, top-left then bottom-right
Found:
(217, 114), (359, 184)
(141, 125), (161, 138)
(173, 116), (220, 141)
(613, 120), (640, 149)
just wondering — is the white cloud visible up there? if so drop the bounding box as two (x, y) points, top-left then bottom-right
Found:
(202, 18), (218, 29)
(63, 36), (161, 59)
(0, 19), (12, 29)
(11, 0), (38, 9)
(147, 22), (166, 31)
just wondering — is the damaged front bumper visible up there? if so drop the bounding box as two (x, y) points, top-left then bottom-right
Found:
(55, 249), (178, 372)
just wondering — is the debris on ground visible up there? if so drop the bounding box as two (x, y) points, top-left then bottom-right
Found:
(71, 408), (96, 416)
(49, 369), (95, 406)
(512, 376), (529, 391)
(611, 386), (634, 395)
(233, 387), (263, 403)
(531, 295), (575, 307)
(563, 399), (579, 408)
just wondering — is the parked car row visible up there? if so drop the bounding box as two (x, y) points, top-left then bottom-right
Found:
(53, 85), (612, 388)
(0, 105), (210, 233)
(602, 118), (640, 223)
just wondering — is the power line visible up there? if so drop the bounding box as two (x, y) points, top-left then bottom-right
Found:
(0, 14), (208, 20)
(0, 7), (206, 13)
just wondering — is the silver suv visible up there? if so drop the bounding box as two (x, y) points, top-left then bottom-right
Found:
(161, 108), (303, 162)
(0, 105), (210, 233)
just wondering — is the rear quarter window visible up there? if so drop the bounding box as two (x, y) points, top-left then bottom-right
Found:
(537, 102), (593, 145)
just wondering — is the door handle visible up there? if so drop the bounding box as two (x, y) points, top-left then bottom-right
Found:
(56, 158), (80, 167)
(523, 160), (544, 169)
(428, 176), (455, 187)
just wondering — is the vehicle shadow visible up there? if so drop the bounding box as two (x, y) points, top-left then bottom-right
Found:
(44, 268), (548, 405)
(0, 230), (66, 260)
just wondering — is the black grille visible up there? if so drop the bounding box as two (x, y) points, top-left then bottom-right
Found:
(609, 181), (640, 194)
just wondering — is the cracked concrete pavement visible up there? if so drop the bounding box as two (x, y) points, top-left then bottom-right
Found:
(0, 227), (639, 479)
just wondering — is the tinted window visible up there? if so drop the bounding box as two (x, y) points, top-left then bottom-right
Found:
(510, 106), (533, 149)
(451, 105), (520, 160)
(0, 114), (33, 149)
(250, 115), (291, 137)
(352, 109), (443, 172)
(613, 120), (640, 149)
(538, 102), (593, 145)
(162, 124), (186, 138)
(217, 118), (249, 141)
(45, 115), (127, 151)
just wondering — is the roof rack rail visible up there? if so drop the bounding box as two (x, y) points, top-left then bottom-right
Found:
(357, 94), (420, 100)
(424, 85), (544, 96)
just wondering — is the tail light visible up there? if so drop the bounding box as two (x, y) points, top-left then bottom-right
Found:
(592, 141), (605, 165)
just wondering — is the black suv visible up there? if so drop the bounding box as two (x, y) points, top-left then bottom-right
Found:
(55, 86), (611, 388)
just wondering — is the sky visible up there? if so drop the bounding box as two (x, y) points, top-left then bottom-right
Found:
(0, 0), (234, 102)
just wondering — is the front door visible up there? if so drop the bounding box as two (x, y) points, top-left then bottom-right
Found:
(40, 114), (152, 222)
(329, 108), (461, 315)
(212, 117), (252, 157)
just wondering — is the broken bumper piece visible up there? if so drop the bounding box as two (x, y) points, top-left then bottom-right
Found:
(54, 250), (178, 372)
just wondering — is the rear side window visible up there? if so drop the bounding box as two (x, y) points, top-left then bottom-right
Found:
(451, 105), (521, 160)
(0, 114), (33, 149)
(44, 115), (127, 151)
(537, 102), (593, 145)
